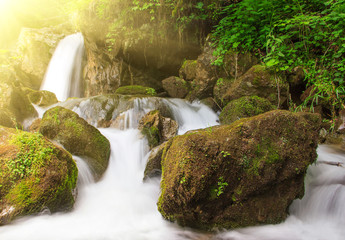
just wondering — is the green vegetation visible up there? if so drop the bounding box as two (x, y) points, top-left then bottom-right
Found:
(115, 85), (157, 96)
(212, 0), (345, 118)
(214, 176), (228, 197)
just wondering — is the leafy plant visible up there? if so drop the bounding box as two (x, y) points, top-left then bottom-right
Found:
(214, 176), (228, 197)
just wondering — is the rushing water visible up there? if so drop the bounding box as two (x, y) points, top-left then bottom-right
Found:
(40, 33), (84, 101)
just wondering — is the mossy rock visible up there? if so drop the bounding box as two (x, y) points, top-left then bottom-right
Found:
(158, 110), (321, 230)
(219, 96), (274, 125)
(39, 106), (110, 181)
(115, 85), (156, 96)
(220, 65), (289, 107)
(0, 127), (78, 225)
(179, 60), (197, 81)
(162, 76), (190, 99)
(139, 110), (178, 149)
(28, 90), (58, 107)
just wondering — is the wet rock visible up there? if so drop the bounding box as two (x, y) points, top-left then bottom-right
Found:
(219, 65), (289, 107)
(179, 60), (197, 81)
(158, 110), (321, 230)
(162, 76), (189, 99)
(39, 106), (110, 181)
(0, 127), (78, 225)
(139, 110), (178, 149)
(143, 141), (170, 180)
(219, 96), (274, 125)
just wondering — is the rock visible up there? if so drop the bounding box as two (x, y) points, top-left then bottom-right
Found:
(15, 28), (65, 89)
(28, 118), (41, 133)
(0, 127), (78, 225)
(143, 141), (170, 180)
(158, 110), (321, 230)
(115, 85), (157, 96)
(139, 110), (178, 149)
(28, 90), (58, 107)
(162, 76), (189, 99)
(213, 78), (235, 107)
(0, 108), (20, 129)
(179, 60), (197, 81)
(223, 50), (259, 79)
(219, 96), (274, 125)
(39, 106), (110, 180)
(0, 81), (37, 124)
(220, 65), (289, 107)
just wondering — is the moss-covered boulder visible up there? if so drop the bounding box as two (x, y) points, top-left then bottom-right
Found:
(115, 85), (156, 96)
(179, 60), (197, 81)
(139, 110), (178, 149)
(143, 141), (170, 180)
(0, 108), (21, 129)
(28, 90), (58, 107)
(39, 106), (110, 180)
(219, 96), (274, 125)
(223, 50), (259, 79)
(220, 65), (289, 107)
(158, 110), (321, 230)
(162, 76), (190, 99)
(0, 127), (77, 225)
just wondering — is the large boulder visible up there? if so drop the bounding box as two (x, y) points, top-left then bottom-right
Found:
(162, 76), (190, 99)
(139, 110), (178, 149)
(115, 85), (157, 96)
(0, 127), (78, 225)
(39, 106), (110, 180)
(219, 96), (274, 125)
(158, 110), (321, 230)
(219, 65), (289, 107)
(223, 50), (259, 79)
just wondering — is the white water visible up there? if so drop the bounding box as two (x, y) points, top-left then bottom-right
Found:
(0, 99), (218, 240)
(40, 33), (84, 101)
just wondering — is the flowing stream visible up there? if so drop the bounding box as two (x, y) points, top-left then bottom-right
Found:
(1, 34), (345, 240)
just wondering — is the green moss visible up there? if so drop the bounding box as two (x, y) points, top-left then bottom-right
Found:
(219, 96), (274, 125)
(115, 85), (157, 96)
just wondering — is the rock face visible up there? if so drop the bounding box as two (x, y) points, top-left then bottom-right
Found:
(158, 110), (321, 230)
(39, 106), (110, 180)
(15, 28), (65, 89)
(219, 96), (274, 125)
(162, 76), (189, 99)
(0, 127), (78, 225)
(219, 65), (289, 107)
(139, 110), (178, 149)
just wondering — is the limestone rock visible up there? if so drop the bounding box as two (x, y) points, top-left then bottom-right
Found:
(219, 96), (274, 125)
(162, 76), (189, 99)
(158, 110), (321, 230)
(39, 106), (110, 180)
(0, 127), (77, 225)
(220, 65), (289, 107)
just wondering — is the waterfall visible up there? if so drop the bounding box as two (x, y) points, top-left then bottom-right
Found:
(40, 33), (84, 101)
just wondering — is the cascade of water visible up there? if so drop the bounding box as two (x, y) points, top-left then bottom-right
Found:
(40, 33), (84, 101)
(0, 99), (218, 240)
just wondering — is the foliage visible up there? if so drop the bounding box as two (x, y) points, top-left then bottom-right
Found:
(212, 0), (345, 119)
(214, 176), (228, 197)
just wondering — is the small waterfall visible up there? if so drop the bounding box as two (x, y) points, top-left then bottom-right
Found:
(74, 156), (95, 187)
(40, 33), (84, 101)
